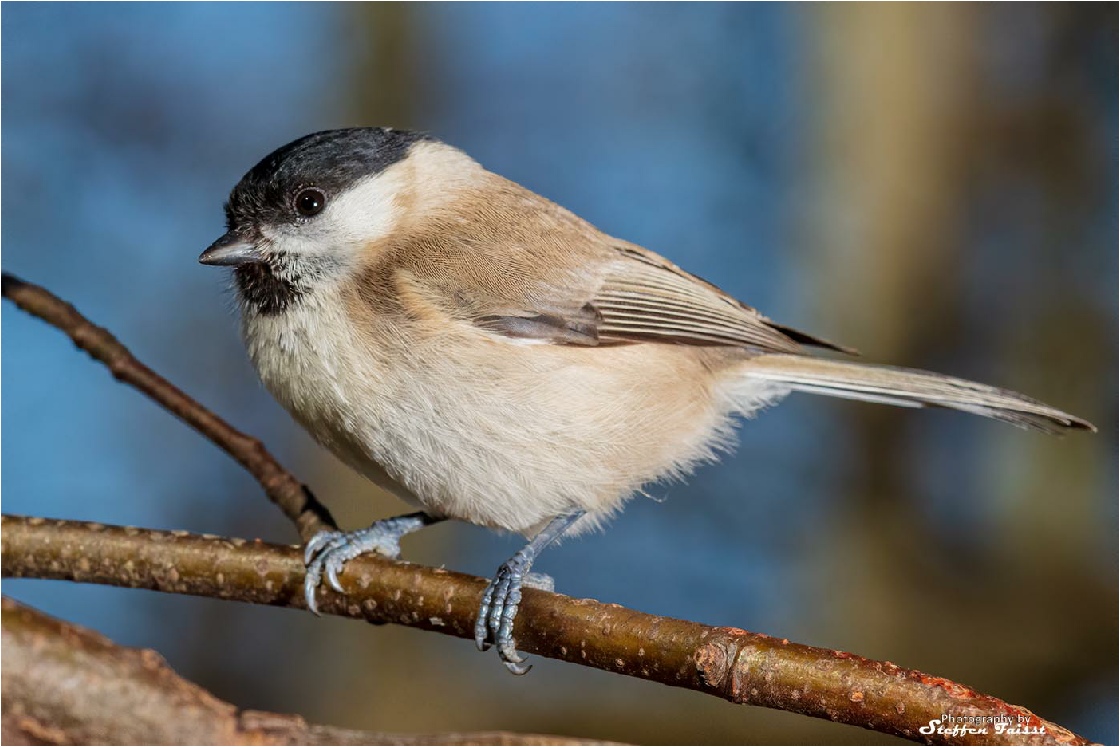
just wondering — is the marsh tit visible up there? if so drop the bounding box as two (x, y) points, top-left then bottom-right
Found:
(200, 127), (1093, 674)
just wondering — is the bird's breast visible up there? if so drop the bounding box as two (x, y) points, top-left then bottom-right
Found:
(237, 290), (749, 535)
(240, 293), (419, 500)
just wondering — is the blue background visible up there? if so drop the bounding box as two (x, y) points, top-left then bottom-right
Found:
(3, 4), (1116, 744)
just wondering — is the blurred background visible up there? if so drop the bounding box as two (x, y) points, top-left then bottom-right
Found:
(2, 3), (1116, 744)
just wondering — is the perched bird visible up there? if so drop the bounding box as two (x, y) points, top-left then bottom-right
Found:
(200, 127), (1094, 673)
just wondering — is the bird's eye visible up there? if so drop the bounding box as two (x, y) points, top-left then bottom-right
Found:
(294, 188), (326, 217)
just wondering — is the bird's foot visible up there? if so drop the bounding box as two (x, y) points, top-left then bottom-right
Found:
(303, 514), (433, 614)
(472, 511), (584, 675)
(474, 552), (535, 675)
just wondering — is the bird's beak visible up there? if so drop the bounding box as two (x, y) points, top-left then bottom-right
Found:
(199, 232), (263, 266)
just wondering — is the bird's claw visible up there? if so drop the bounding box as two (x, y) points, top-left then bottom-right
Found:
(303, 531), (333, 565)
(326, 563), (345, 593)
(302, 527), (403, 615)
(475, 555), (534, 674)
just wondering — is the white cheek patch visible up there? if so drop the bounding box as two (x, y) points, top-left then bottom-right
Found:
(268, 171), (407, 260)
(317, 171), (406, 246)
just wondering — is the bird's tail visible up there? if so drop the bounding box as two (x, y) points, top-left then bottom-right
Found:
(740, 354), (1094, 435)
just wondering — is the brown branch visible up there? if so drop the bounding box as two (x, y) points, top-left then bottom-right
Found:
(0, 271), (335, 542)
(0, 597), (615, 746)
(2, 515), (1092, 747)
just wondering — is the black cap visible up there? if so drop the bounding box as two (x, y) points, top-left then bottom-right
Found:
(224, 127), (431, 231)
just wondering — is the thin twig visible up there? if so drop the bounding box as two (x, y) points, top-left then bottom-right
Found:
(1, 515), (1092, 747)
(0, 272), (335, 542)
(1, 597), (616, 746)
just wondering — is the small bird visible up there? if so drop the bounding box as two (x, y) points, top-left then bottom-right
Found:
(200, 127), (1094, 673)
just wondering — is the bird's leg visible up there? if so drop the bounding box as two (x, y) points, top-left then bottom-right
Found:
(474, 510), (585, 674)
(303, 512), (443, 614)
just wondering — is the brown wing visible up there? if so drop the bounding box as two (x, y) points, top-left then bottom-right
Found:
(470, 244), (853, 355)
(591, 245), (852, 353)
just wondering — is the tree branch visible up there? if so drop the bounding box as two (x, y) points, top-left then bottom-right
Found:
(0, 272), (335, 542)
(2, 515), (1092, 746)
(0, 597), (614, 746)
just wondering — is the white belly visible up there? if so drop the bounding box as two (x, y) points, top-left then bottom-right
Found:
(241, 293), (783, 535)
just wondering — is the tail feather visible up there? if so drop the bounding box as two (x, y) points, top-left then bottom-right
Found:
(742, 354), (1095, 435)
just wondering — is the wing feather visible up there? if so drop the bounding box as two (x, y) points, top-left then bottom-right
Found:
(588, 245), (851, 353)
(460, 242), (850, 353)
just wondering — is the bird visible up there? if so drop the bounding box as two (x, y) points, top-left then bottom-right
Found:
(199, 127), (1094, 674)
